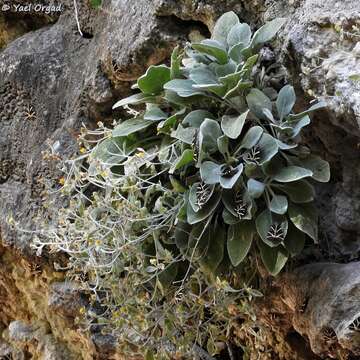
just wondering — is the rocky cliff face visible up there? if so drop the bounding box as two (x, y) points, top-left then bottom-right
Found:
(0, 0), (359, 359)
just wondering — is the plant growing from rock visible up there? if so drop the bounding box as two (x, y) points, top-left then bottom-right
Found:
(33, 11), (330, 358)
(107, 11), (329, 276)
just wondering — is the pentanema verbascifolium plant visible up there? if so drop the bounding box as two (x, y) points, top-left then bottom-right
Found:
(31, 11), (331, 357)
(104, 11), (330, 276)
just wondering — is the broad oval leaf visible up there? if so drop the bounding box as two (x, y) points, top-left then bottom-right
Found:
(246, 88), (272, 120)
(227, 23), (252, 48)
(219, 164), (243, 189)
(227, 221), (254, 266)
(288, 101), (327, 120)
(113, 93), (155, 109)
(189, 182), (215, 212)
(250, 18), (286, 49)
(201, 225), (226, 274)
(240, 126), (264, 149)
(257, 133), (279, 165)
(171, 124), (196, 144)
(212, 11), (240, 44)
(164, 79), (205, 97)
(200, 161), (221, 184)
(276, 85), (296, 120)
(217, 135), (229, 155)
(273, 180), (315, 203)
(192, 40), (228, 64)
(270, 194), (288, 215)
(258, 241), (289, 276)
(229, 43), (245, 62)
(284, 222), (305, 256)
(288, 202), (318, 242)
(169, 149), (194, 174)
(273, 166), (313, 183)
(137, 65), (171, 95)
(221, 110), (249, 139)
(144, 105), (168, 121)
(199, 118), (222, 154)
(296, 155), (330, 183)
(255, 209), (272, 243)
(247, 179), (265, 199)
(112, 118), (153, 137)
(183, 110), (214, 128)
(187, 191), (221, 224)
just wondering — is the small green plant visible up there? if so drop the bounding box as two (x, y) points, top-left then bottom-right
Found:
(107, 11), (329, 275)
(33, 11), (330, 358)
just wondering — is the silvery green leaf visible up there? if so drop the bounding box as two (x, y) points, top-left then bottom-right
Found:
(212, 11), (240, 44)
(250, 18), (286, 49)
(112, 118), (153, 137)
(224, 80), (253, 99)
(169, 149), (194, 174)
(258, 241), (288, 276)
(190, 66), (226, 96)
(92, 136), (130, 164)
(219, 69), (245, 88)
(224, 195), (253, 222)
(201, 225), (225, 274)
(247, 179), (265, 199)
(262, 108), (275, 122)
(200, 161), (221, 184)
(189, 183), (201, 212)
(270, 194), (288, 215)
(213, 61), (237, 77)
(284, 222), (305, 256)
(288, 202), (318, 242)
(217, 135), (229, 155)
(229, 43), (245, 62)
(276, 85), (296, 120)
(296, 155), (330, 183)
(273, 166), (313, 183)
(288, 101), (326, 120)
(189, 183), (215, 212)
(113, 93), (155, 109)
(187, 191), (221, 224)
(227, 221), (254, 266)
(257, 133), (279, 165)
(220, 164), (243, 189)
(199, 118), (222, 154)
(171, 124), (196, 144)
(164, 79), (205, 97)
(276, 139), (297, 150)
(144, 105), (168, 121)
(291, 115), (311, 138)
(273, 180), (315, 203)
(137, 65), (171, 95)
(246, 88), (272, 120)
(255, 209), (272, 243)
(170, 45), (183, 79)
(183, 110), (214, 128)
(189, 66), (218, 85)
(227, 23), (252, 48)
(192, 83), (226, 97)
(192, 40), (228, 64)
(222, 208), (241, 224)
(240, 54), (259, 75)
(157, 108), (186, 134)
(240, 126), (264, 149)
(221, 110), (249, 139)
